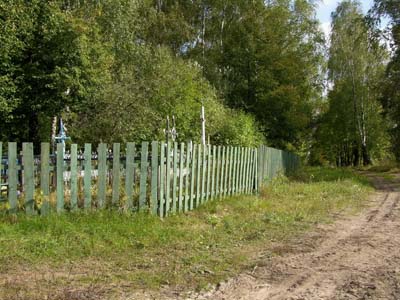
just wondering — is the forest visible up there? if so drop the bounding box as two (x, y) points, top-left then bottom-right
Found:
(0, 0), (399, 166)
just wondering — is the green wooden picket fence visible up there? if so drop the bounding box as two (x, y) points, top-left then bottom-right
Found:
(0, 141), (300, 217)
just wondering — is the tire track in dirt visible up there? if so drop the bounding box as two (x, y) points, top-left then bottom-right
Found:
(188, 173), (400, 300)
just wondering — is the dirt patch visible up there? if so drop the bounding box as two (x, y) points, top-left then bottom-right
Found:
(181, 173), (400, 300)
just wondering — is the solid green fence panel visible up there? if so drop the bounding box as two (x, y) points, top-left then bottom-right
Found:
(97, 143), (107, 209)
(159, 142), (165, 217)
(201, 144), (206, 203)
(190, 144), (197, 210)
(185, 141), (191, 212)
(70, 144), (78, 210)
(84, 143), (92, 209)
(40, 143), (50, 214)
(8, 142), (17, 212)
(23, 143), (34, 215)
(125, 142), (135, 210)
(211, 145), (216, 199)
(206, 145), (211, 202)
(139, 142), (149, 210)
(196, 144), (201, 206)
(172, 142), (178, 213)
(56, 143), (64, 213)
(112, 143), (120, 205)
(151, 141), (159, 215)
(166, 142), (171, 214)
(178, 143), (184, 212)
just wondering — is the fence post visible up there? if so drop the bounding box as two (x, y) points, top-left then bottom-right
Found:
(190, 144), (196, 210)
(159, 142), (165, 217)
(178, 142), (184, 212)
(139, 142), (149, 210)
(97, 143), (107, 209)
(84, 143), (92, 209)
(151, 141), (159, 215)
(40, 143), (50, 214)
(125, 142), (135, 210)
(70, 144), (78, 210)
(112, 143), (120, 205)
(22, 143), (34, 214)
(56, 143), (64, 213)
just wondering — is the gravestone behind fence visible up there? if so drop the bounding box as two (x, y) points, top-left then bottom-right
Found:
(0, 141), (300, 217)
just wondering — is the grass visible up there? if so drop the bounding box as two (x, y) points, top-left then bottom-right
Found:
(0, 167), (373, 299)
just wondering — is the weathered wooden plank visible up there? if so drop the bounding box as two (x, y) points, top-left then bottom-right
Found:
(8, 142), (17, 212)
(236, 147), (241, 193)
(97, 143), (107, 209)
(151, 141), (159, 215)
(125, 142), (135, 210)
(249, 148), (255, 193)
(215, 146), (221, 197)
(231, 147), (236, 195)
(201, 144), (206, 204)
(184, 141), (191, 212)
(220, 146), (225, 197)
(206, 145), (211, 202)
(244, 147), (250, 193)
(211, 145), (216, 199)
(228, 146), (233, 196)
(190, 144), (197, 210)
(196, 144), (201, 206)
(139, 142), (149, 210)
(164, 142), (171, 214)
(70, 144), (78, 210)
(84, 143), (92, 209)
(23, 143), (34, 214)
(112, 143), (120, 205)
(40, 143), (50, 214)
(254, 148), (258, 193)
(159, 142), (165, 217)
(56, 143), (64, 213)
(241, 147), (246, 193)
(178, 143), (184, 212)
(224, 146), (229, 197)
(247, 148), (253, 193)
(172, 142), (178, 213)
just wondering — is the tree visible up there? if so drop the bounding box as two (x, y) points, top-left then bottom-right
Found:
(372, 0), (400, 160)
(315, 0), (388, 166)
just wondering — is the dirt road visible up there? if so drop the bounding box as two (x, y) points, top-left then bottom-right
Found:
(188, 173), (400, 300)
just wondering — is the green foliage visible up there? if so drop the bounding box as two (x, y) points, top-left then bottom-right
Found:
(372, 0), (400, 161)
(312, 1), (389, 166)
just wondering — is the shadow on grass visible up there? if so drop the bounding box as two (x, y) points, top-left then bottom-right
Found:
(289, 167), (372, 188)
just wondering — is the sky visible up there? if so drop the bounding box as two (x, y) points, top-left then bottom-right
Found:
(316, 0), (375, 38)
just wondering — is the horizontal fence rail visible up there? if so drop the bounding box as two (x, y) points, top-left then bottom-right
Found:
(0, 142), (300, 217)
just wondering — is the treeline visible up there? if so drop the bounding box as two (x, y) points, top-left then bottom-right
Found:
(310, 0), (400, 166)
(1, 0), (398, 165)
(0, 0), (323, 149)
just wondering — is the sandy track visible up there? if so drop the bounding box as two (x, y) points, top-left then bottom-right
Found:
(189, 173), (400, 300)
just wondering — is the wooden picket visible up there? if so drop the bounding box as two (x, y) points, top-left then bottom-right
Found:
(0, 141), (299, 216)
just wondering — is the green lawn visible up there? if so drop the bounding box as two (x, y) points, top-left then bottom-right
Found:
(0, 167), (373, 300)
